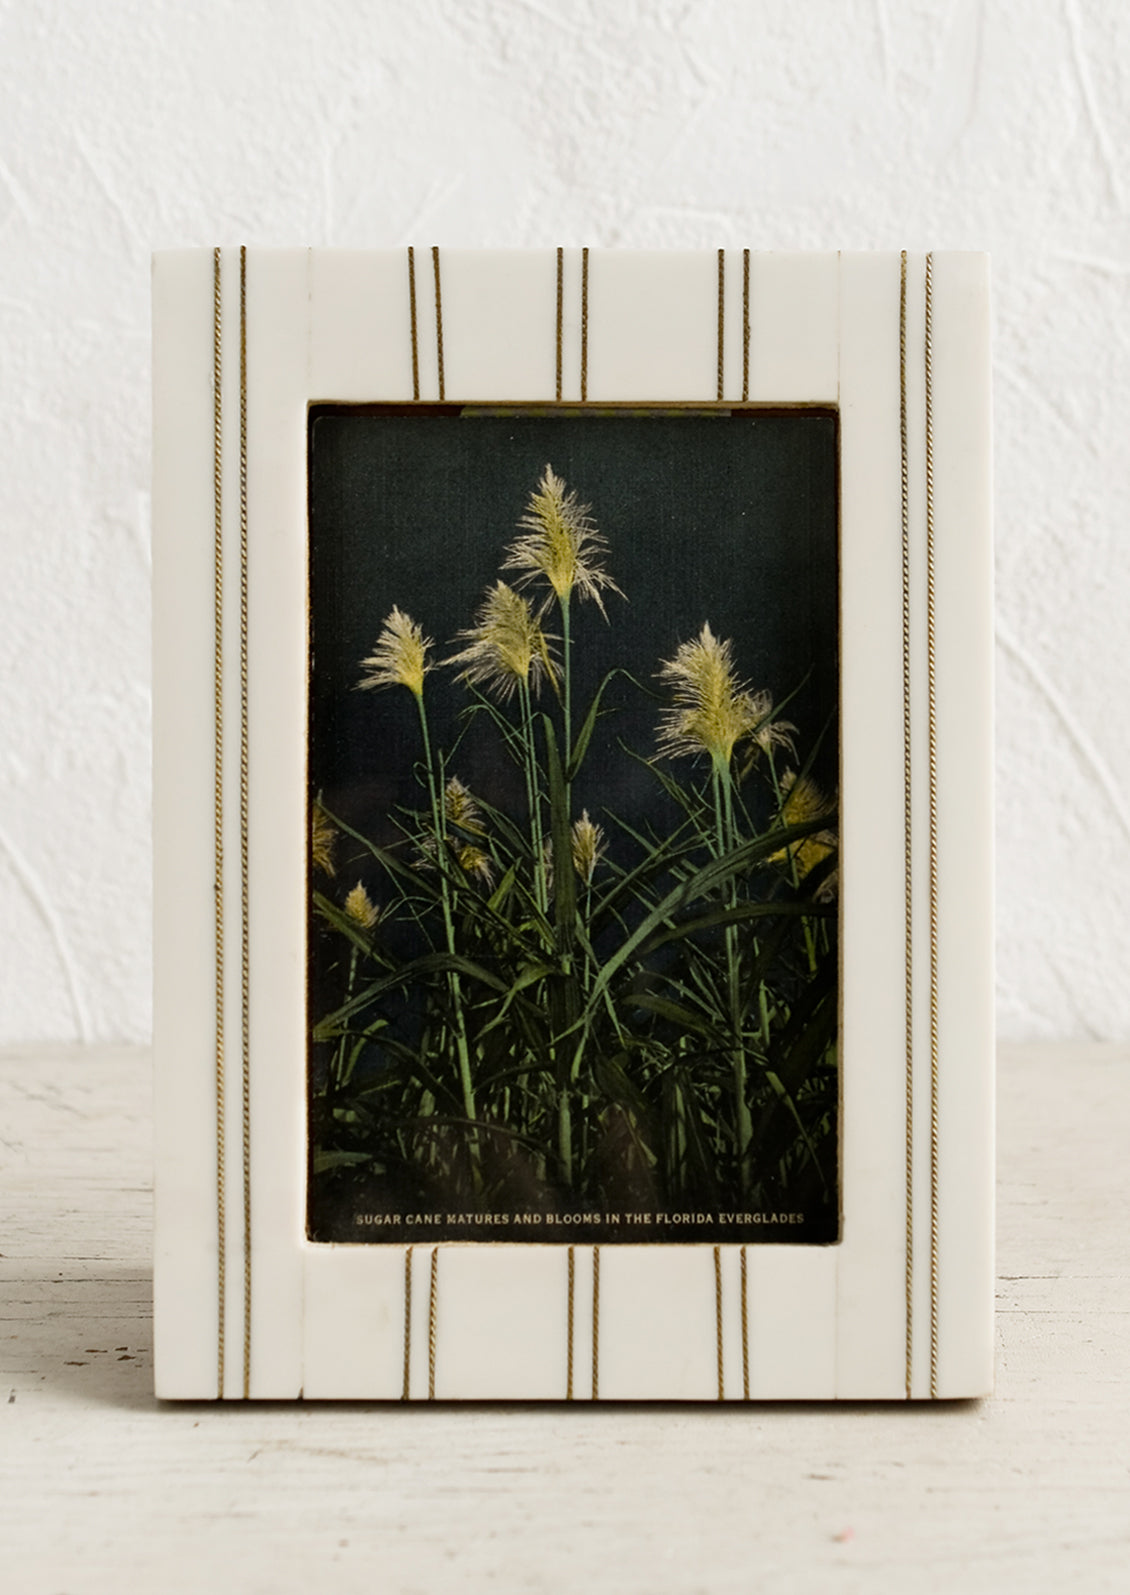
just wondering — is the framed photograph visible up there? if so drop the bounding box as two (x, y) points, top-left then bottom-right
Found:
(153, 247), (993, 1400)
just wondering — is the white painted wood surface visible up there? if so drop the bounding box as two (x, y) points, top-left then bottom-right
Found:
(2, 1043), (1126, 1593)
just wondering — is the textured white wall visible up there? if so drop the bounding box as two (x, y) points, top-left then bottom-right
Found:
(0, 0), (1126, 1043)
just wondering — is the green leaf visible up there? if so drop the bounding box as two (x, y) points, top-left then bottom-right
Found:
(593, 1049), (651, 1121)
(620, 743), (714, 833)
(458, 689), (528, 768)
(472, 792), (535, 863)
(639, 897), (833, 962)
(771, 960), (838, 1096)
(486, 862), (518, 913)
(541, 715), (577, 944)
(760, 1069), (827, 1194)
(340, 1020), (388, 1090)
(745, 963), (837, 1187)
(582, 817), (839, 1022)
(321, 808), (445, 903)
(312, 950), (509, 1041)
(476, 961), (556, 1039)
(313, 891), (388, 959)
(312, 1149), (372, 1174)
(589, 813), (701, 928)
(627, 993), (729, 1048)
(566, 668), (628, 782)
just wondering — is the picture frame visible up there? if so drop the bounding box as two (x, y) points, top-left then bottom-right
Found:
(153, 247), (993, 1401)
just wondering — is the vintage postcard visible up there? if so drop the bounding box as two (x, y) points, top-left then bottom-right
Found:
(307, 407), (840, 1247)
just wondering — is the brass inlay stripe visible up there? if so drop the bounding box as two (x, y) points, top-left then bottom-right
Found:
(566, 1244), (575, 1400)
(580, 247), (589, 402)
(431, 246), (445, 402)
(238, 243), (251, 1401)
(713, 1245), (724, 1400)
(925, 251), (940, 1399)
(212, 246), (226, 1401)
(900, 249), (914, 1401)
(428, 1247), (439, 1400)
(591, 1245), (600, 1400)
(407, 247), (420, 402)
(716, 248), (725, 402)
(401, 1247), (413, 1400)
(740, 1246), (749, 1400)
(741, 249), (750, 402)
(555, 247), (564, 402)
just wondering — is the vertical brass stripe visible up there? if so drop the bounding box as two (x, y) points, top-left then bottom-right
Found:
(580, 247), (589, 402)
(407, 247), (419, 402)
(238, 244), (251, 1402)
(900, 249), (914, 1401)
(566, 1244), (575, 1399)
(716, 248), (725, 402)
(401, 1247), (413, 1400)
(431, 246), (445, 402)
(739, 1246), (749, 1400)
(212, 246), (226, 1401)
(428, 1247), (439, 1400)
(591, 1245), (600, 1400)
(555, 247), (564, 402)
(925, 252), (940, 1399)
(741, 249), (750, 402)
(713, 1246), (724, 1400)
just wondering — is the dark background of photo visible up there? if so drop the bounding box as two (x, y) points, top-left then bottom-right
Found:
(308, 407), (839, 854)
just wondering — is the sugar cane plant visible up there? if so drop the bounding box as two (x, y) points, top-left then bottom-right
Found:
(309, 466), (838, 1219)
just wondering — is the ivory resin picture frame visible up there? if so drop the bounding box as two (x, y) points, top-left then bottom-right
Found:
(153, 247), (994, 1401)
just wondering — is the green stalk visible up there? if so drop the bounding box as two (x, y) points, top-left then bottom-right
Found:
(331, 945), (359, 1094)
(709, 764), (726, 859)
(560, 593), (573, 772)
(520, 675), (547, 915)
(414, 692), (478, 1146)
(519, 671), (548, 1163)
(721, 760), (737, 854)
(717, 755), (752, 1194)
(555, 592), (576, 1189)
(581, 880), (594, 994)
(558, 1093), (573, 1188)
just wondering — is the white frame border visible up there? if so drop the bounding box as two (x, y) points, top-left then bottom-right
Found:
(153, 248), (993, 1401)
